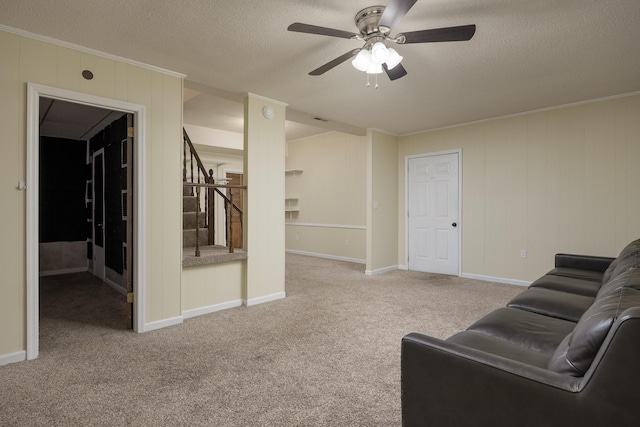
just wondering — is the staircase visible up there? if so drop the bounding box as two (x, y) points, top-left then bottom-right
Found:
(182, 128), (246, 264)
(182, 190), (208, 249)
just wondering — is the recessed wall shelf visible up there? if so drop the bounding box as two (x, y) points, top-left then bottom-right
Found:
(286, 169), (302, 218)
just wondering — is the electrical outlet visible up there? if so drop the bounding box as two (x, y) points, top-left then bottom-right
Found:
(520, 249), (527, 258)
(345, 239), (349, 246)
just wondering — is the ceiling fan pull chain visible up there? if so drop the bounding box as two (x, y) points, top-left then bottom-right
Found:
(366, 74), (371, 87)
(375, 74), (379, 89)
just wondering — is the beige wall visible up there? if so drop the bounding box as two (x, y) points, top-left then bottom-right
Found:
(367, 131), (399, 273)
(398, 94), (640, 282)
(181, 261), (245, 316)
(244, 95), (287, 303)
(0, 29), (183, 359)
(285, 132), (367, 262)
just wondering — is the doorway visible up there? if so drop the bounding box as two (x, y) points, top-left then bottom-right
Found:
(226, 172), (244, 249)
(27, 83), (146, 360)
(406, 151), (461, 275)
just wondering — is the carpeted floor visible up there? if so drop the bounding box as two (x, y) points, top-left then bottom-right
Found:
(1, 254), (523, 426)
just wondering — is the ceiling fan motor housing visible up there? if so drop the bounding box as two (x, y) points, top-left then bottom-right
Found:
(355, 6), (386, 36)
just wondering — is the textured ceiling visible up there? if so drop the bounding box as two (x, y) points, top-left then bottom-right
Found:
(3, 0), (640, 136)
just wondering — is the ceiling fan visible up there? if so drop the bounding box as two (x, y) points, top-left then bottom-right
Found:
(287, 0), (476, 84)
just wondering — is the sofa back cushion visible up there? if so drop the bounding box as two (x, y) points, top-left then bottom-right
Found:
(547, 268), (640, 376)
(602, 239), (640, 284)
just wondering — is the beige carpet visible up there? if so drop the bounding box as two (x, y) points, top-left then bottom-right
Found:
(1, 254), (522, 426)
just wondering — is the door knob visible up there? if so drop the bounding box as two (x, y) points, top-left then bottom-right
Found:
(452, 222), (457, 227)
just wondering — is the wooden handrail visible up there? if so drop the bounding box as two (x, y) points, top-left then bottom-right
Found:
(183, 128), (209, 183)
(214, 187), (243, 215)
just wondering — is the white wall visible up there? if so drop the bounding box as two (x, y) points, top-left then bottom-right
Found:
(398, 94), (640, 282)
(183, 123), (243, 151)
(367, 130), (399, 274)
(244, 94), (287, 304)
(0, 29), (183, 362)
(285, 132), (367, 262)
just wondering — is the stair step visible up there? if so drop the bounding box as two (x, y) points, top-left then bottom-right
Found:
(183, 228), (210, 248)
(183, 211), (207, 229)
(183, 196), (199, 213)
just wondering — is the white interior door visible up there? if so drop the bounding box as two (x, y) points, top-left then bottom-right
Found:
(93, 149), (105, 281)
(408, 152), (460, 275)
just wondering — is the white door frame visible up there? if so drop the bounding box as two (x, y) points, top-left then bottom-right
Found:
(405, 149), (462, 275)
(26, 83), (147, 360)
(92, 149), (106, 281)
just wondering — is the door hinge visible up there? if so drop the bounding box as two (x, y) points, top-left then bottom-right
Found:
(127, 127), (134, 138)
(126, 292), (134, 304)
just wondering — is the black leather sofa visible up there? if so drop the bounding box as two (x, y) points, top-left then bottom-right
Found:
(401, 238), (640, 427)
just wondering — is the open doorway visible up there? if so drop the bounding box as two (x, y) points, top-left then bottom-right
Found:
(27, 84), (146, 360)
(38, 98), (133, 335)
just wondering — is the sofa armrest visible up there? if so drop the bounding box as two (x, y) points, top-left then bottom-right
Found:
(401, 332), (622, 427)
(554, 253), (614, 272)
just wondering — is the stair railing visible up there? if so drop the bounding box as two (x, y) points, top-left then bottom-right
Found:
(183, 128), (246, 257)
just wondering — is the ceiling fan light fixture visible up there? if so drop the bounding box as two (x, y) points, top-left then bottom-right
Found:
(385, 48), (403, 70)
(366, 62), (384, 75)
(370, 42), (389, 64)
(352, 49), (372, 72)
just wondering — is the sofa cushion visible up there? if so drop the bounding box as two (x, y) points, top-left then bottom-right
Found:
(547, 268), (640, 377)
(546, 267), (604, 283)
(465, 307), (576, 354)
(529, 274), (602, 297)
(446, 331), (551, 368)
(602, 240), (640, 283)
(507, 287), (594, 322)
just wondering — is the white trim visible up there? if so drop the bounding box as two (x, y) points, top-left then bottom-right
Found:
(286, 249), (366, 265)
(286, 130), (334, 143)
(365, 265), (399, 276)
(27, 83), (147, 361)
(461, 273), (531, 287)
(0, 351), (26, 367)
(398, 264), (408, 270)
(285, 222), (366, 230)
(142, 316), (184, 332)
(405, 149), (462, 276)
(368, 127), (399, 137)
(183, 300), (244, 319)
(104, 277), (127, 296)
(39, 267), (89, 277)
(245, 92), (289, 107)
(400, 91), (640, 137)
(0, 24), (185, 78)
(245, 292), (287, 307)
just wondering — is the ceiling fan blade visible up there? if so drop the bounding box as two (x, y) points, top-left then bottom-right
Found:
(398, 24), (476, 44)
(309, 50), (360, 76)
(383, 63), (408, 81)
(288, 23), (357, 39)
(378, 0), (418, 32)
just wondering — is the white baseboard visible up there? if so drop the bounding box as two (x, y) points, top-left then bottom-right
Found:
(183, 299), (243, 319)
(104, 277), (127, 295)
(245, 292), (286, 307)
(398, 264), (408, 270)
(461, 273), (531, 287)
(365, 265), (399, 276)
(39, 267), (89, 277)
(142, 316), (183, 332)
(285, 249), (365, 265)
(0, 351), (26, 366)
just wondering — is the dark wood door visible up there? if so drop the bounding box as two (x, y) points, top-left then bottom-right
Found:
(227, 173), (243, 249)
